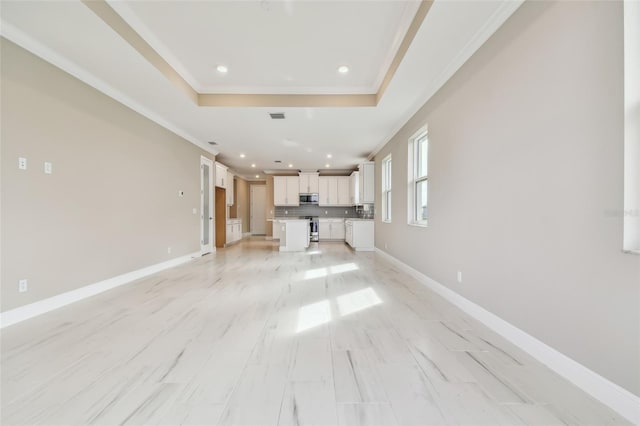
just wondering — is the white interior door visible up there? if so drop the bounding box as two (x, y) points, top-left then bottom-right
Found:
(200, 156), (214, 254)
(250, 185), (267, 235)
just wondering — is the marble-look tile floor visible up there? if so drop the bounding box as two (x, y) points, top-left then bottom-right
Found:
(1, 238), (629, 425)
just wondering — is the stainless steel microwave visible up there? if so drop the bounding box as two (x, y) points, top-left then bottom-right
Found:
(300, 193), (319, 204)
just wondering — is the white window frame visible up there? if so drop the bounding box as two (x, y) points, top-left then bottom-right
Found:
(408, 125), (429, 227)
(624, 0), (640, 254)
(381, 154), (392, 223)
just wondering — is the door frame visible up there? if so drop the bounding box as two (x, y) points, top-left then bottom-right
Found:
(250, 184), (267, 235)
(200, 156), (214, 255)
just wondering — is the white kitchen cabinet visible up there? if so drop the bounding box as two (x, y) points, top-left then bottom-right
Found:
(319, 221), (331, 240)
(299, 172), (319, 194)
(358, 162), (375, 204)
(319, 176), (337, 206)
(349, 163), (374, 205)
(286, 176), (300, 205)
(345, 219), (374, 251)
(272, 220), (281, 240)
(274, 176), (300, 206)
(278, 219), (310, 252)
(226, 219), (242, 245)
(350, 172), (359, 205)
(226, 171), (235, 206)
(319, 176), (351, 206)
(337, 176), (351, 206)
(215, 162), (228, 189)
(331, 219), (345, 240)
(319, 218), (345, 240)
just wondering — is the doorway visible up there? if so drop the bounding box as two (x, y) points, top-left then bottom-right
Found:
(200, 156), (214, 255)
(250, 185), (267, 235)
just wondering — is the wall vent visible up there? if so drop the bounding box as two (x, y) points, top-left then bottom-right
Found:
(269, 112), (285, 119)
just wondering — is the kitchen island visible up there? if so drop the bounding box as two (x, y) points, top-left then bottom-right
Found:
(275, 219), (310, 252)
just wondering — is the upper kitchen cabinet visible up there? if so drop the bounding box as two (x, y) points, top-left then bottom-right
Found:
(299, 172), (319, 194)
(319, 176), (351, 206)
(337, 176), (351, 206)
(319, 176), (337, 206)
(358, 162), (375, 204)
(350, 172), (359, 205)
(226, 171), (235, 206)
(215, 162), (228, 189)
(274, 176), (300, 206)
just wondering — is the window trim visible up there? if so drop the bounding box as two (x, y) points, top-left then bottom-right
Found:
(408, 125), (429, 227)
(381, 154), (392, 223)
(624, 0), (640, 254)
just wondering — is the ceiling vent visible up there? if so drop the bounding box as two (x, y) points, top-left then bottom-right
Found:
(208, 141), (218, 145)
(269, 112), (285, 119)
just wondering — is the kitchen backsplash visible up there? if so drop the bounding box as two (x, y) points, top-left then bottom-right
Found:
(356, 204), (375, 219)
(274, 204), (374, 219)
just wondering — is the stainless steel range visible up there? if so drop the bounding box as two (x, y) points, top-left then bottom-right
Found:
(305, 216), (319, 242)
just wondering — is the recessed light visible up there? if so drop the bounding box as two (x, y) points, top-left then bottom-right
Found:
(288, 164), (293, 168)
(240, 153), (245, 158)
(255, 174), (260, 178)
(251, 164), (256, 168)
(338, 66), (349, 74)
(216, 65), (228, 74)
(327, 154), (332, 159)
(325, 164), (331, 168)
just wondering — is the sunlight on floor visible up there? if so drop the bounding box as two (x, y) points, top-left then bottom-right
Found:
(337, 287), (382, 316)
(303, 262), (359, 280)
(296, 287), (383, 333)
(296, 300), (331, 333)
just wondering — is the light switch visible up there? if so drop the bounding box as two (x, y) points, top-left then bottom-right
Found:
(44, 162), (53, 174)
(18, 157), (27, 170)
(192, 208), (197, 214)
(178, 190), (184, 197)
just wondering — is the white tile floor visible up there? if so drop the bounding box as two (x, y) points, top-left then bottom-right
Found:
(0, 238), (629, 425)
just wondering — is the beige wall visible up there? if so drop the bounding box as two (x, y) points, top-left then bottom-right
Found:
(232, 177), (250, 233)
(374, 1), (640, 395)
(1, 39), (214, 312)
(229, 178), (268, 234)
(265, 176), (274, 237)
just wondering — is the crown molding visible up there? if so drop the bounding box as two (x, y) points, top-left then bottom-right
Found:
(0, 20), (218, 157)
(368, 0), (524, 161)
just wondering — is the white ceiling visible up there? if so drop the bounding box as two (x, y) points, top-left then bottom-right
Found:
(0, 0), (522, 180)
(110, 0), (420, 94)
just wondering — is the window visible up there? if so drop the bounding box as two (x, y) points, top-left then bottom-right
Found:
(624, 0), (640, 253)
(381, 155), (392, 223)
(408, 127), (428, 226)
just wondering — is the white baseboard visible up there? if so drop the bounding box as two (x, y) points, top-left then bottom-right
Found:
(0, 252), (199, 329)
(374, 248), (640, 424)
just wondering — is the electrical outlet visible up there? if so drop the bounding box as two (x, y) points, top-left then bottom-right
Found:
(285, 210), (288, 215)
(167, 247), (172, 254)
(345, 210), (348, 214)
(457, 271), (463, 283)
(18, 157), (27, 170)
(44, 161), (53, 174)
(19, 279), (28, 293)
(325, 211), (328, 215)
